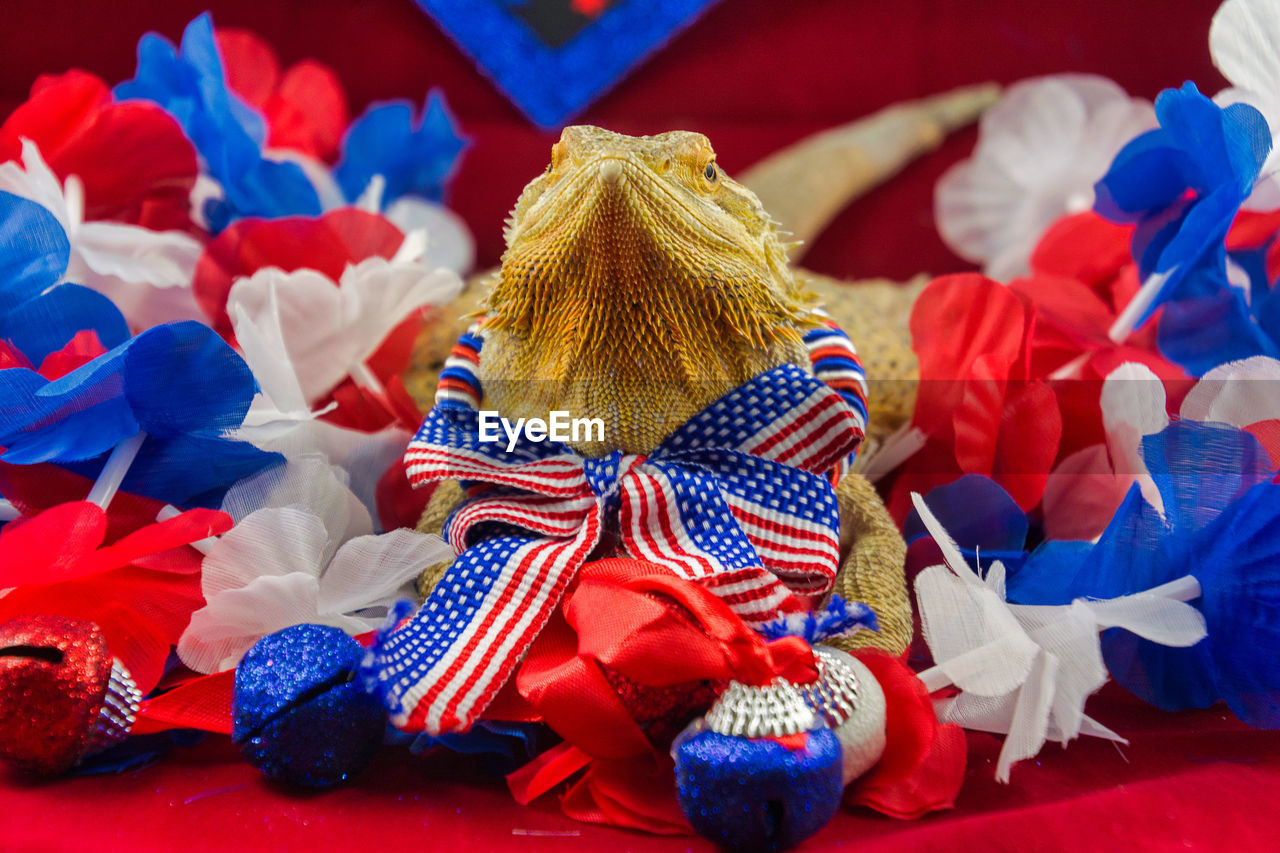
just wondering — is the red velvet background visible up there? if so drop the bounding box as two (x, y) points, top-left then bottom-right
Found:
(3, 1), (1276, 849)
(1, 0), (1228, 280)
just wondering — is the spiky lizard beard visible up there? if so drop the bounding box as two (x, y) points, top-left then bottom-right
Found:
(481, 133), (814, 456)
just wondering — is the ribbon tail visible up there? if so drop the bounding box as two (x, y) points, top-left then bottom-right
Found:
(364, 517), (602, 735)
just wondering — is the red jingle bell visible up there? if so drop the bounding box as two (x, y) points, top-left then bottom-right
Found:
(0, 615), (140, 775)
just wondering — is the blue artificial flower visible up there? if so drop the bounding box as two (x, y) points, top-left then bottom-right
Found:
(114, 13), (321, 230)
(0, 191), (69, 314)
(0, 320), (282, 507)
(1005, 420), (1276, 719)
(0, 284), (129, 367)
(0, 191), (128, 363)
(1094, 82), (1278, 375)
(334, 89), (469, 207)
(903, 474), (1032, 575)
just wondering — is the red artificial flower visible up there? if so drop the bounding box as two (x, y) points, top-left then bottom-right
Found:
(0, 463), (232, 694)
(33, 330), (110, 380)
(891, 213), (1192, 521)
(0, 330), (110, 380)
(891, 273), (1062, 518)
(192, 207), (406, 338)
(216, 29), (349, 164)
(1028, 212), (1135, 310)
(0, 70), (199, 231)
(844, 649), (967, 819)
(1227, 209), (1280, 254)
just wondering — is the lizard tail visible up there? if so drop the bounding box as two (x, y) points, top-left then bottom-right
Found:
(739, 82), (1000, 261)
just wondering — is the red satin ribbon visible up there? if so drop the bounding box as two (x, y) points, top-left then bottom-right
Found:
(501, 558), (966, 831)
(134, 670), (235, 736)
(515, 558), (817, 760)
(502, 558), (822, 832)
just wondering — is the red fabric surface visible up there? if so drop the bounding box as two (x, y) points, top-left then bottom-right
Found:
(3, 684), (1278, 850)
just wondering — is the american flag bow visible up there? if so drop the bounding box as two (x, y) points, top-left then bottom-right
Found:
(366, 361), (864, 733)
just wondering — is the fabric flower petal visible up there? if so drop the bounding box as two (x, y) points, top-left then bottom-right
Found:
(0, 284), (128, 367)
(0, 190), (69, 312)
(317, 527), (451, 616)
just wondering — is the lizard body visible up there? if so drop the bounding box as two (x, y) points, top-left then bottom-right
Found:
(413, 88), (1003, 655)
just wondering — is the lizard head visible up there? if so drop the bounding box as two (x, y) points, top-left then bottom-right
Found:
(486, 126), (812, 359)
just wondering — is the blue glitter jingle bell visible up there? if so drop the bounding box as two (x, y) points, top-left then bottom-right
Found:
(233, 624), (386, 788)
(674, 679), (844, 851)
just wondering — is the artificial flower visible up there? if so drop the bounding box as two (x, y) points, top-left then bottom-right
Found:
(0, 461), (232, 693)
(184, 454), (432, 678)
(0, 320), (281, 507)
(910, 493), (1206, 782)
(1007, 420), (1277, 720)
(0, 284), (126, 375)
(0, 189), (70, 312)
(1180, 355), (1280, 450)
(362, 183), (476, 275)
(1040, 362), (1171, 541)
(935, 75), (1154, 281)
(889, 273), (1063, 517)
(216, 28), (349, 164)
(1094, 81), (1275, 374)
(1042, 357), (1280, 540)
(115, 13), (322, 230)
(0, 141), (205, 328)
(225, 245), (461, 412)
(178, 464), (451, 672)
(334, 90), (468, 209)
(0, 69), (198, 231)
(902, 474), (1030, 571)
(1210, 0), (1280, 210)
(192, 207), (406, 337)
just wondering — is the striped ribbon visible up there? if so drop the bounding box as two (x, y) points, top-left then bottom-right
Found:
(367, 321), (867, 733)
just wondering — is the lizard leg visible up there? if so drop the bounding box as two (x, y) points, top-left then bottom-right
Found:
(828, 473), (911, 656)
(414, 479), (465, 600)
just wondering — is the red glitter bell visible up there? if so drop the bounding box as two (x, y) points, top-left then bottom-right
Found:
(0, 615), (141, 775)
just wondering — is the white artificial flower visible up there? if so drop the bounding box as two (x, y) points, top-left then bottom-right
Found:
(1211, 0), (1280, 209)
(178, 507), (451, 672)
(1179, 355), (1280, 424)
(228, 280), (420, 518)
(1041, 362), (1169, 540)
(226, 245), (461, 405)
(911, 494), (1206, 782)
(178, 455), (453, 673)
(353, 173), (476, 275)
(384, 196), (475, 275)
(935, 75), (1155, 281)
(0, 139), (205, 329)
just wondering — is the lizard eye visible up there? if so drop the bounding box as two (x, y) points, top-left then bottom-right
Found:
(704, 162), (718, 182)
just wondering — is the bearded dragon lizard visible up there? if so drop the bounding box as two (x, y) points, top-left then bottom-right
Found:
(416, 87), (1001, 654)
